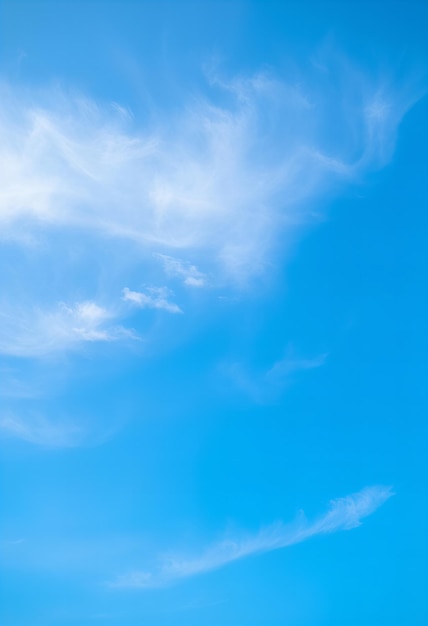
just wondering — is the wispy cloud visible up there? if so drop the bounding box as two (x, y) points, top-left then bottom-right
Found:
(0, 59), (421, 365)
(0, 404), (121, 448)
(0, 62), (416, 283)
(225, 351), (328, 403)
(110, 485), (393, 588)
(0, 300), (131, 358)
(265, 353), (328, 383)
(155, 254), (206, 287)
(0, 412), (85, 447)
(123, 287), (182, 314)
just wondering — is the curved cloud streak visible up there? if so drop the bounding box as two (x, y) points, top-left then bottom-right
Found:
(110, 485), (393, 588)
(0, 64), (415, 283)
(0, 300), (132, 358)
(0, 60), (419, 360)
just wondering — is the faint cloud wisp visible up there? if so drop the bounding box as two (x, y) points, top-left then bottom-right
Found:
(122, 286), (182, 314)
(109, 485), (393, 589)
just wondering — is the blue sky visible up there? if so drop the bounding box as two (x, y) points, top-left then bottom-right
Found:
(0, 1), (427, 624)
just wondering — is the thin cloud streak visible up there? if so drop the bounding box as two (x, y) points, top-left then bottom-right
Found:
(0, 412), (85, 448)
(110, 485), (393, 589)
(0, 62), (419, 361)
(155, 254), (206, 287)
(0, 64), (415, 284)
(122, 287), (182, 314)
(266, 353), (328, 383)
(0, 300), (132, 358)
(225, 351), (328, 404)
(0, 407), (122, 448)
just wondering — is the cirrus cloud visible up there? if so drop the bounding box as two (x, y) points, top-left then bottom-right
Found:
(109, 485), (393, 589)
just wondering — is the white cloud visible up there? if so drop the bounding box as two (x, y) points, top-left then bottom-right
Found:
(0, 412), (84, 447)
(0, 300), (130, 358)
(109, 485), (393, 588)
(225, 351), (328, 403)
(155, 254), (206, 287)
(0, 399), (123, 448)
(266, 353), (328, 383)
(0, 59), (421, 362)
(0, 64), (416, 284)
(122, 287), (182, 314)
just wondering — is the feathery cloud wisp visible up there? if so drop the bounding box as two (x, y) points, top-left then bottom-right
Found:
(110, 485), (393, 588)
(0, 60), (420, 360)
(155, 254), (206, 287)
(266, 353), (328, 383)
(0, 412), (85, 447)
(0, 300), (130, 358)
(0, 65), (415, 283)
(225, 351), (328, 403)
(122, 287), (182, 314)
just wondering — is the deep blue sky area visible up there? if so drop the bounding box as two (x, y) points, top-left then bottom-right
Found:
(0, 1), (427, 625)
